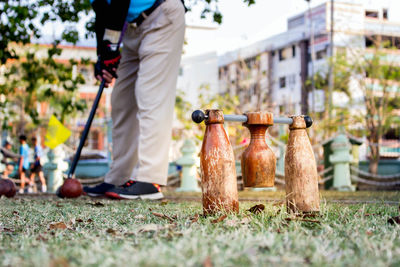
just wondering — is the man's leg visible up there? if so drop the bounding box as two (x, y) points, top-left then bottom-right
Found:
(133, 0), (185, 185)
(38, 170), (46, 192)
(29, 172), (35, 185)
(19, 170), (26, 193)
(104, 27), (141, 186)
(105, 0), (185, 200)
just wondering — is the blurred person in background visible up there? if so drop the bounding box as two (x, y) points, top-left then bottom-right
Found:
(18, 135), (31, 193)
(29, 137), (47, 193)
(1, 141), (20, 178)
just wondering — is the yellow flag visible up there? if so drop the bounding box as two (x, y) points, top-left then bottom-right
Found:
(44, 115), (71, 149)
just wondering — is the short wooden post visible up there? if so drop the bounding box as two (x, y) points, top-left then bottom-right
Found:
(43, 146), (68, 193)
(176, 139), (201, 192)
(330, 134), (356, 191)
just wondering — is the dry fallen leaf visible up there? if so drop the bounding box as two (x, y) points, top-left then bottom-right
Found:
(139, 224), (159, 233)
(87, 202), (104, 207)
(151, 212), (174, 223)
(49, 222), (67, 230)
(364, 213), (380, 217)
(297, 212), (319, 218)
(0, 227), (14, 232)
(106, 228), (117, 235)
(49, 257), (69, 267)
(248, 204), (265, 214)
(203, 256), (213, 267)
(36, 235), (48, 241)
(388, 216), (400, 225)
(160, 200), (169, 206)
(211, 214), (227, 224)
(87, 219), (93, 223)
(189, 214), (200, 224)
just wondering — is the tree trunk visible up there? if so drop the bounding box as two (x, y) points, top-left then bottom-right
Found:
(17, 98), (26, 135)
(368, 129), (380, 174)
(369, 144), (379, 174)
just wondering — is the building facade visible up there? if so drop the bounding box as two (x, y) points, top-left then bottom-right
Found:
(217, 0), (400, 116)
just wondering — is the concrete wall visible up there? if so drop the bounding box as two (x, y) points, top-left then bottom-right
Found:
(177, 52), (219, 106)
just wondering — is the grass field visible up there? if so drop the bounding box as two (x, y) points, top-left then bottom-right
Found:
(0, 191), (399, 267)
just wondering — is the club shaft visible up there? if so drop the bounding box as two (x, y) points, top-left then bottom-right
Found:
(67, 80), (106, 179)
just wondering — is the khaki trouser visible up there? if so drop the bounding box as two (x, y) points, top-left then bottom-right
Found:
(105, 0), (185, 186)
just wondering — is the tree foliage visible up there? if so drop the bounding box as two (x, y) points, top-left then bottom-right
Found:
(333, 41), (400, 173)
(0, 0), (92, 64)
(0, 0), (256, 135)
(0, 44), (87, 133)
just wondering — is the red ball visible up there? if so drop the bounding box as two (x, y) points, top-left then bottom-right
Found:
(0, 179), (16, 198)
(60, 179), (83, 198)
(0, 179), (8, 196)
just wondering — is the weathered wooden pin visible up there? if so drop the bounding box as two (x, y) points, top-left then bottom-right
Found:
(241, 111), (276, 187)
(284, 115), (319, 214)
(193, 109), (239, 215)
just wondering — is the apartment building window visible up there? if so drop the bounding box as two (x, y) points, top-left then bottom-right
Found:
(365, 36), (374, 48)
(292, 45), (296, 57)
(365, 10), (378, 18)
(365, 35), (400, 49)
(279, 76), (286, 88)
(80, 67), (91, 83)
(278, 49), (284, 61)
(383, 9), (388, 20)
(316, 49), (327, 60)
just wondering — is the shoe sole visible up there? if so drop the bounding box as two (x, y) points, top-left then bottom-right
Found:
(106, 191), (164, 200)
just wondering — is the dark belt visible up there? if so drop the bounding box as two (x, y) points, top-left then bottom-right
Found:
(131, 0), (166, 27)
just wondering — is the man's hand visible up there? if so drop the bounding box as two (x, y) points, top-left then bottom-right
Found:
(95, 68), (116, 88)
(95, 40), (121, 87)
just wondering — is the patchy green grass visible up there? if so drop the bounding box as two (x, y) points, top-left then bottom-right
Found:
(0, 193), (399, 267)
(166, 190), (400, 203)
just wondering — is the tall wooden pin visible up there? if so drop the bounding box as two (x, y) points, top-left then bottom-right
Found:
(199, 109), (239, 215)
(241, 111), (276, 187)
(284, 116), (320, 214)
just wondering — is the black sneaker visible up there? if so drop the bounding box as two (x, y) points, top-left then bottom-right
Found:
(105, 180), (164, 200)
(84, 182), (115, 197)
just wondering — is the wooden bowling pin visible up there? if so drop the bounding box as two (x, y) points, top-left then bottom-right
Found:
(200, 109), (239, 215)
(241, 111), (276, 187)
(284, 116), (320, 214)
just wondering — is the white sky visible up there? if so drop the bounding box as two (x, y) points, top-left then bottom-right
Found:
(41, 0), (400, 56)
(183, 0), (400, 57)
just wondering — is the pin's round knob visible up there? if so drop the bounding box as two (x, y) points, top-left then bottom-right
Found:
(192, 110), (206, 123)
(304, 116), (313, 128)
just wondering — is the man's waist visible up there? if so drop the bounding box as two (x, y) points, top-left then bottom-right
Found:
(130, 0), (165, 27)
